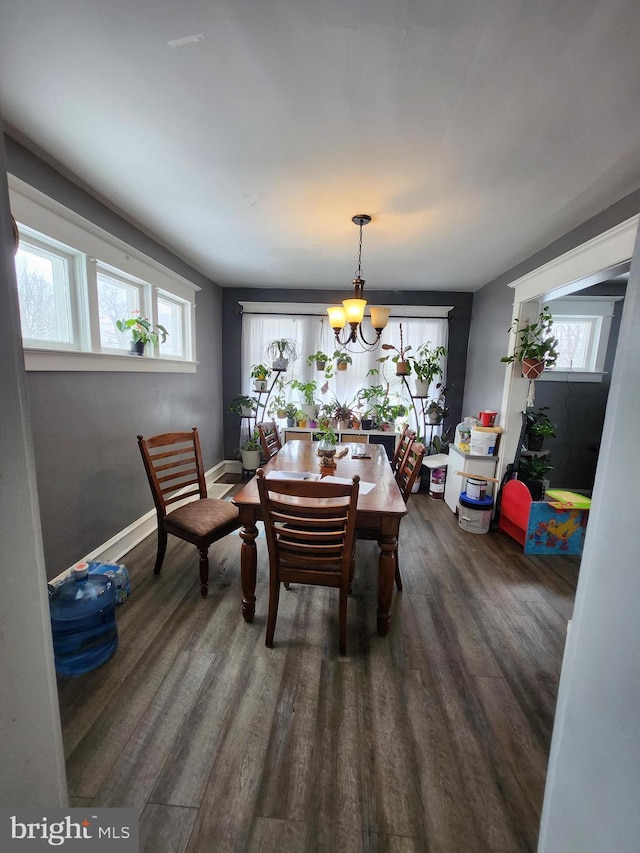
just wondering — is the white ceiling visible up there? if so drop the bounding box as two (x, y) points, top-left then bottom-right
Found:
(2, 0), (640, 292)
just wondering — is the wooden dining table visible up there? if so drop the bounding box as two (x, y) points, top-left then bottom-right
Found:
(232, 440), (408, 636)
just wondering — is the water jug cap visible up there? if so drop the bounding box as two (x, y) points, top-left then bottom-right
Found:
(73, 562), (89, 580)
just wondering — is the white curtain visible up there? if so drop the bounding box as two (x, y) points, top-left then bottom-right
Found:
(241, 311), (448, 434)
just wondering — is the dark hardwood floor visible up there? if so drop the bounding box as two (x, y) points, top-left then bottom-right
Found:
(58, 479), (579, 852)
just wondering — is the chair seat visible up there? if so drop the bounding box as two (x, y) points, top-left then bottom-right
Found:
(165, 498), (239, 539)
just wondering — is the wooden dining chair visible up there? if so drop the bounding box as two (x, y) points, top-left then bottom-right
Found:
(137, 427), (241, 597)
(396, 441), (427, 502)
(257, 420), (282, 459)
(390, 426), (416, 475)
(256, 469), (360, 655)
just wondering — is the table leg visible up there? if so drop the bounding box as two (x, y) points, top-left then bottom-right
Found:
(239, 520), (258, 622)
(377, 534), (397, 635)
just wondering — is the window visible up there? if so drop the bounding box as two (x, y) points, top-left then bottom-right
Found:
(541, 297), (622, 382)
(9, 175), (199, 372)
(241, 304), (449, 436)
(15, 232), (78, 348)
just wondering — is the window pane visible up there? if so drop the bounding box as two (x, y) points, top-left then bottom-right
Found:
(553, 319), (593, 370)
(97, 272), (140, 349)
(157, 296), (184, 357)
(15, 245), (72, 344)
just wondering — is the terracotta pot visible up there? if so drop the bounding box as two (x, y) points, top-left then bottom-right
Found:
(395, 361), (409, 376)
(522, 358), (545, 379)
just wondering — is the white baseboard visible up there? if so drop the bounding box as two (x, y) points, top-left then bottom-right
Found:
(50, 460), (238, 586)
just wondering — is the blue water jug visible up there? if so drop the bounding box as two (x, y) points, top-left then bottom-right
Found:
(49, 563), (118, 676)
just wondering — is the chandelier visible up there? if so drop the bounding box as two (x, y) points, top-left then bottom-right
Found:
(327, 214), (390, 352)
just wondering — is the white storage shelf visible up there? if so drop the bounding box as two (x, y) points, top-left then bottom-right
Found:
(444, 443), (500, 513)
(282, 428), (400, 459)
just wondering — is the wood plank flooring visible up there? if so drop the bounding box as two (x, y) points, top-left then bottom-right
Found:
(59, 479), (579, 852)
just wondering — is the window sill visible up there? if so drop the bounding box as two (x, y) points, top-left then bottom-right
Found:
(538, 370), (606, 383)
(24, 349), (197, 373)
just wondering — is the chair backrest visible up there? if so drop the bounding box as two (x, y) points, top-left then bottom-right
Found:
(395, 441), (426, 503)
(137, 427), (207, 518)
(257, 420), (282, 459)
(391, 427), (416, 474)
(256, 470), (360, 585)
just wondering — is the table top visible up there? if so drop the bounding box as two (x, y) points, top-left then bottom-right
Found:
(233, 440), (407, 517)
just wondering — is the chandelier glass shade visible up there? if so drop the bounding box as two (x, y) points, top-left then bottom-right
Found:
(327, 214), (390, 351)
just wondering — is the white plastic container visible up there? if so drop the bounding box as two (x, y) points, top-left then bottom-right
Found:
(455, 417), (476, 452)
(458, 493), (493, 534)
(470, 427), (497, 456)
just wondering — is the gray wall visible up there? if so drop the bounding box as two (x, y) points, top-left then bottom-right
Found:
(220, 288), (473, 458)
(6, 137), (224, 579)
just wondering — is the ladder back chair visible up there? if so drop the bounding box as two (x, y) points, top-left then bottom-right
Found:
(137, 427), (240, 597)
(257, 420), (282, 459)
(389, 440), (427, 589)
(390, 426), (416, 475)
(256, 469), (360, 655)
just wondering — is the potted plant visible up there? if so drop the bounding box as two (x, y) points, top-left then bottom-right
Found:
(425, 399), (449, 425)
(410, 341), (448, 396)
(518, 454), (553, 501)
(501, 306), (560, 378)
(332, 398), (355, 430)
(333, 349), (353, 372)
(525, 406), (557, 451)
(380, 323), (412, 375)
(316, 424), (338, 468)
(266, 338), (300, 371)
(285, 402), (300, 427)
(291, 379), (319, 420)
(250, 363), (271, 391)
(115, 312), (168, 355)
(307, 351), (335, 378)
(228, 395), (259, 417)
(239, 429), (262, 472)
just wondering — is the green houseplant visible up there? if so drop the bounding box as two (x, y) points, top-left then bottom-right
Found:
(526, 406), (557, 451)
(266, 338), (300, 370)
(410, 342), (448, 395)
(285, 401), (300, 426)
(333, 349), (353, 371)
(518, 454), (553, 501)
(228, 395), (259, 416)
(307, 351), (335, 378)
(379, 322), (412, 375)
(250, 363), (272, 390)
(501, 306), (560, 378)
(239, 429), (262, 471)
(115, 313), (168, 355)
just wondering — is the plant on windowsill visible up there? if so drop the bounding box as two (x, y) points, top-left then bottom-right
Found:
(115, 312), (168, 356)
(501, 306), (560, 379)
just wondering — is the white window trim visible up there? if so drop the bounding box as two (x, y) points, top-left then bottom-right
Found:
(9, 175), (200, 372)
(537, 295), (623, 383)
